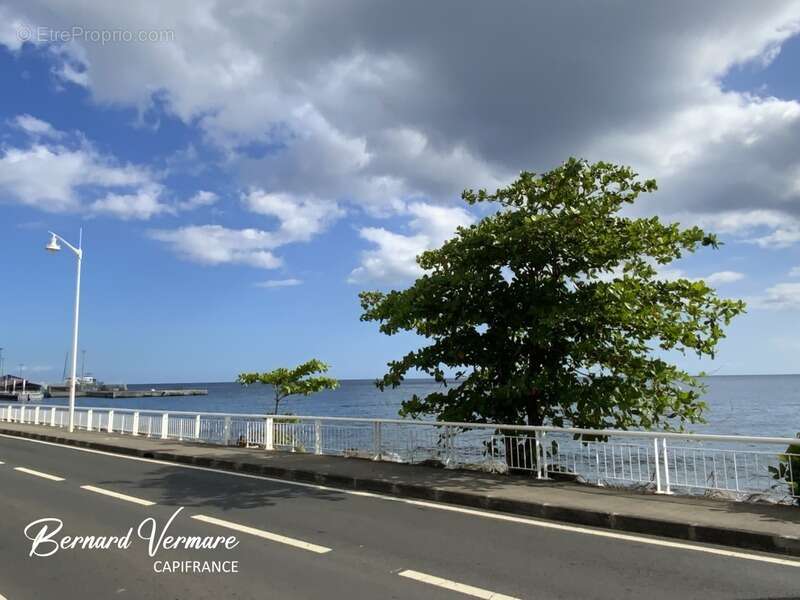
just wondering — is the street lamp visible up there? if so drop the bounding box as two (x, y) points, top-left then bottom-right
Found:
(46, 228), (83, 433)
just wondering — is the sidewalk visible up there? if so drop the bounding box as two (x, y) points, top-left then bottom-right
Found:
(1, 421), (798, 556)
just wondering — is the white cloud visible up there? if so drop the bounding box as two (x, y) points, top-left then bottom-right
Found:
(702, 271), (746, 285)
(0, 115), (162, 216)
(90, 185), (169, 220)
(21, 365), (53, 374)
(243, 190), (343, 243)
(349, 202), (475, 283)
(12, 114), (63, 139)
(177, 190), (218, 211)
(749, 225), (800, 248)
(750, 282), (800, 310)
(152, 190), (344, 269)
(676, 210), (800, 250)
(0, 6), (27, 51)
(654, 266), (744, 286)
(255, 278), (302, 288)
(148, 225), (282, 269)
(789, 266), (800, 277)
(0, 143), (153, 212)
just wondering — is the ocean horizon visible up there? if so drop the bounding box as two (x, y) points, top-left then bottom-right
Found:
(36, 374), (800, 439)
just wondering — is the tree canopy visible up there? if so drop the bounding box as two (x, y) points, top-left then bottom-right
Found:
(360, 159), (745, 431)
(237, 359), (339, 414)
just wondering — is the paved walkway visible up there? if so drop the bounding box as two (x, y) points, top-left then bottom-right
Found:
(1, 420), (798, 556)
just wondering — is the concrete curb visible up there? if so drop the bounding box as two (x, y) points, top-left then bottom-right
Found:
(3, 426), (799, 557)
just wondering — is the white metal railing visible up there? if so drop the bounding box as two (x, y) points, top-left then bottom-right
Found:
(0, 403), (797, 503)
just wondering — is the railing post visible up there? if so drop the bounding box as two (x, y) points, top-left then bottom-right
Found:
(535, 430), (548, 480)
(314, 419), (322, 455)
(194, 415), (201, 440)
(265, 417), (274, 450)
(87, 409), (93, 431)
(661, 438), (672, 495)
(161, 413), (169, 439)
(373, 421), (382, 460)
(50, 407), (56, 427)
(653, 437), (663, 493)
(594, 443), (601, 484)
(19, 406), (25, 424)
(107, 410), (114, 433)
(34, 406), (40, 425)
(223, 416), (231, 445)
(132, 411), (139, 436)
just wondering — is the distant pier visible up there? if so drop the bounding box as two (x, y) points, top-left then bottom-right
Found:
(96, 388), (208, 398)
(46, 388), (208, 398)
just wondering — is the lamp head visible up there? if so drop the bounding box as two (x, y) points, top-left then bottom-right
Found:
(45, 233), (61, 253)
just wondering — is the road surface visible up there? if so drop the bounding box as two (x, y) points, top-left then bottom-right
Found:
(0, 433), (797, 599)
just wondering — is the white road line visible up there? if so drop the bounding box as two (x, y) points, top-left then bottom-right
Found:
(191, 514), (331, 554)
(2, 433), (799, 568)
(399, 570), (520, 600)
(13, 467), (64, 482)
(80, 485), (156, 506)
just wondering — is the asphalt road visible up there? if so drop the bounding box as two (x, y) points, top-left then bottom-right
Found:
(0, 434), (797, 600)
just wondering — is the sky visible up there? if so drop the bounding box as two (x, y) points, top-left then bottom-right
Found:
(1, 1), (800, 383)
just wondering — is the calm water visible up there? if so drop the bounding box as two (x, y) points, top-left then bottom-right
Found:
(39, 375), (800, 437)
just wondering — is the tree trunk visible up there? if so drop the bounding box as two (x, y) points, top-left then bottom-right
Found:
(502, 393), (542, 474)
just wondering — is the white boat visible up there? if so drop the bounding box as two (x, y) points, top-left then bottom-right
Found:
(0, 376), (45, 402)
(0, 391), (44, 402)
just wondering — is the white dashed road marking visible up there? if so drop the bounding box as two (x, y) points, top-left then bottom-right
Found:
(191, 514), (332, 554)
(13, 467), (64, 481)
(80, 485), (156, 506)
(398, 569), (520, 599)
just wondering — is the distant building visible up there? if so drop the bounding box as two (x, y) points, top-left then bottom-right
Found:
(0, 375), (44, 392)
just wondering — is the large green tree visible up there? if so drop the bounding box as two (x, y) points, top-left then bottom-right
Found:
(360, 159), (745, 430)
(238, 359), (339, 414)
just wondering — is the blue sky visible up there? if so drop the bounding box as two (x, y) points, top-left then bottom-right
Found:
(1, 3), (800, 383)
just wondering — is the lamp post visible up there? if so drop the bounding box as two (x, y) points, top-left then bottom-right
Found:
(46, 229), (82, 433)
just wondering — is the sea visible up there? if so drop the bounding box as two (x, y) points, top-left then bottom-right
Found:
(37, 375), (800, 438)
